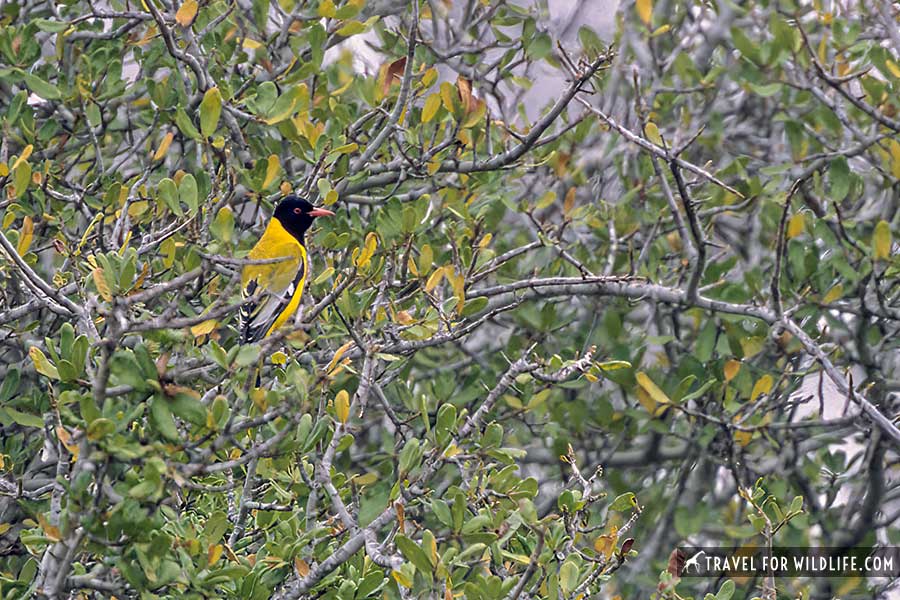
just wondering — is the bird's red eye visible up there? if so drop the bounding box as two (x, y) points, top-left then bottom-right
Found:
(293, 207), (302, 215)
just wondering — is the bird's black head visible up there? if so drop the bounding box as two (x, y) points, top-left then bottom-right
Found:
(273, 195), (334, 242)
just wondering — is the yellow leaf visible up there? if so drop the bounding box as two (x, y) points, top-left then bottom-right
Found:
(448, 269), (465, 314)
(313, 266), (335, 285)
(440, 81), (457, 113)
(786, 213), (805, 238)
(29, 346), (59, 380)
(335, 389), (350, 424)
(271, 350), (288, 365)
(264, 84), (308, 125)
(11, 144), (33, 170)
(886, 59), (900, 79)
(418, 244), (433, 274)
(355, 231), (378, 268)
(822, 283), (843, 304)
(392, 569), (413, 588)
(93, 267), (113, 301)
(644, 122), (662, 146)
(327, 341), (354, 375)
(153, 132), (174, 161)
(190, 319), (217, 337)
(739, 336), (765, 359)
(353, 471), (381, 486)
(262, 154), (281, 190)
(750, 374), (773, 402)
(318, 0), (336, 17)
(635, 372), (670, 406)
(635, 386), (658, 415)
(13, 161), (31, 199)
(442, 443), (461, 458)
(421, 66), (438, 88)
(175, 0), (198, 26)
(563, 187), (576, 216)
(734, 429), (753, 447)
(37, 514), (62, 542)
(17, 216), (33, 255)
(422, 94), (441, 123)
(889, 140), (900, 179)
(335, 19), (368, 37)
(478, 233), (492, 249)
(425, 265), (445, 292)
(208, 543), (224, 566)
(817, 31), (828, 64)
(407, 256), (418, 276)
(0, 162), (8, 177)
(872, 220), (891, 260)
(594, 526), (618, 559)
(636, 0), (652, 25)
(723, 359), (741, 383)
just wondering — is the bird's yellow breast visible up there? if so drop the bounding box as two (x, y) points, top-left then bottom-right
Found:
(241, 218), (306, 293)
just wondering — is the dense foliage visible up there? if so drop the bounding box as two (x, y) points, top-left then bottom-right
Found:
(0, 0), (898, 598)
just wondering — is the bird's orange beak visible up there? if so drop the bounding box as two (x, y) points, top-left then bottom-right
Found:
(308, 207), (335, 218)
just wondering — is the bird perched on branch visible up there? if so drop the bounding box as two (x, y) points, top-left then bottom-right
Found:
(239, 195), (333, 343)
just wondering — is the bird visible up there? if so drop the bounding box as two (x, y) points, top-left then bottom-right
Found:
(239, 195), (334, 344)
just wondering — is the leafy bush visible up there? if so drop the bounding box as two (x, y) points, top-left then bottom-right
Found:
(0, 0), (898, 599)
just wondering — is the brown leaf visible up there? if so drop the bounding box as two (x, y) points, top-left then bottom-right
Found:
(294, 557), (310, 576)
(175, 0), (199, 27)
(667, 548), (685, 577)
(456, 74), (475, 112)
(395, 501), (405, 532)
(381, 57), (407, 95)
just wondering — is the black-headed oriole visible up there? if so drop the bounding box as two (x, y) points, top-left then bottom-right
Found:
(239, 195), (333, 343)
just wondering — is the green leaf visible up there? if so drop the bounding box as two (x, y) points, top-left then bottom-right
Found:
(129, 479), (159, 499)
(210, 206), (235, 243)
(175, 107), (202, 140)
(87, 418), (115, 440)
(199, 87), (223, 138)
(716, 579), (735, 600)
(398, 438), (422, 474)
(828, 157), (850, 201)
(4, 408), (44, 428)
(0, 369), (20, 403)
(170, 392), (206, 426)
(526, 33), (552, 60)
(34, 18), (70, 32)
(179, 173), (199, 213)
(16, 69), (61, 100)
(158, 178), (182, 216)
(149, 397), (180, 441)
(558, 560), (579, 596)
(234, 344), (260, 367)
(609, 492), (637, 511)
(394, 535), (433, 579)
